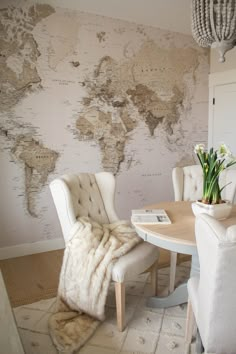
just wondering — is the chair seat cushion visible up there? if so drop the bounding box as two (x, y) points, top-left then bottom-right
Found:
(111, 241), (159, 283)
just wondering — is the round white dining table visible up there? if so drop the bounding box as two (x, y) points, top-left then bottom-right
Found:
(132, 201), (236, 308)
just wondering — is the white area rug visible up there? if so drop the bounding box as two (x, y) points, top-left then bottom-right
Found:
(13, 262), (195, 354)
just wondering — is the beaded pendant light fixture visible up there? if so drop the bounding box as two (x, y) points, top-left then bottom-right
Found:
(192, 0), (236, 62)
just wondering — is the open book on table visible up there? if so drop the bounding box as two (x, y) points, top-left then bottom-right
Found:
(131, 209), (171, 225)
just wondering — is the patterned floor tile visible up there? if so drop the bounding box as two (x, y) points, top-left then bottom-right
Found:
(14, 263), (192, 354)
(161, 316), (186, 337)
(14, 307), (45, 331)
(79, 344), (118, 353)
(33, 312), (51, 334)
(106, 292), (140, 309)
(145, 270), (169, 284)
(105, 305), (136, 328)
(137, 296), (164, 315)
(22, 298), (56, 312)
(106, 292), (117, 308)
(125, 281), (146, 296)
(121, 328), (159, 353)
(120, 352), (155, 354)
(155, 334), (186, 354)
(88, 322), (127, 350)
(164, 303), (187, 318)
(48, 299), (57, 313)
(129, 310), (163, 332)
(142, 282), (169, 297)
(130, 272), (150, 283)
(125, 294), (141, 308)
(19, 329), (58, 354)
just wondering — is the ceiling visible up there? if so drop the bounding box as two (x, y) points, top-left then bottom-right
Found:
(32, 0), (192, 35)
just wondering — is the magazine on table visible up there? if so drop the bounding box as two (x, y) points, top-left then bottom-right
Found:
(131, 209), (171, 225)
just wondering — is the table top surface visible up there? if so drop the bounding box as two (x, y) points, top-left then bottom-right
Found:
(133, 201), (236, 248)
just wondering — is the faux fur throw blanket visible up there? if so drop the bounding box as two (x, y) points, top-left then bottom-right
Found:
(48, 216), (141, 353)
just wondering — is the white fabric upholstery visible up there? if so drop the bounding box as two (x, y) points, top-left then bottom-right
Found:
(112, 241), (158, 282)
(220, 169), (236, 203)
(50, 172), (159, 282)
(50, 172), (118, 243)
(172, 165), (203, 202)
(187, 276), (199, 318)
(173, 165), (236, 204)
(188, 214), (236, 353)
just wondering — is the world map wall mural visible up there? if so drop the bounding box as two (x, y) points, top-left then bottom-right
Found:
(0, 2), (209, 248)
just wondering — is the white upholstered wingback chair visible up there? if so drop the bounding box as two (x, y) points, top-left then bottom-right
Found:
(185, 214), (236, 354)
(172, 165), (203, 203)
(50, 172), (159, 331)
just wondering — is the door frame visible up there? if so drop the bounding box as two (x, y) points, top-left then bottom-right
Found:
(208, 69), (236, 148)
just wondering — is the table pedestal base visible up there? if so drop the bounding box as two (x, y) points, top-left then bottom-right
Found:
(147, 253), (199, 309)
(147, 283), (188, 308)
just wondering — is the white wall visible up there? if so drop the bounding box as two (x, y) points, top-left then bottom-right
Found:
(210, 47), (236, 73)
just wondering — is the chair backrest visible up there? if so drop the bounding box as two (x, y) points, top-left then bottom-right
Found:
(173, 166), (236, 203)
(219, 169), (236, 203)
(195, 214), (236, 353)
(50, 172), (119, 243)
(172, 165), (203, 201)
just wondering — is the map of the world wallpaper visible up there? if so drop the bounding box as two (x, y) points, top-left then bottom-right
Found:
(0, 2), (209, 248)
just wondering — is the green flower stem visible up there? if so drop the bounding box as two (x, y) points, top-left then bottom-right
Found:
(195, 144), (236, 205)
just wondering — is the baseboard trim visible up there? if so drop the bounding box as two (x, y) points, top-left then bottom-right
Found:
(0, 238), (65, 260)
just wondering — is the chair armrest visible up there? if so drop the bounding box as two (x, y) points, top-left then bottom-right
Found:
(95, 172), (119, 223)
(50, 179), (77, 243)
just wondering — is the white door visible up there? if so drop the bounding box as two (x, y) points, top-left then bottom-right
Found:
(210, 82), (236, 154)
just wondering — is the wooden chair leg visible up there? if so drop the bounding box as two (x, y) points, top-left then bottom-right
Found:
(185, 298), (195, 345)
(150, 261), (158, 296)
(169, 251), (177, 293)
(115, 282), (125, 332)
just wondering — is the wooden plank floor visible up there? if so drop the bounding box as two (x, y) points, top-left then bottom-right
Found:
(0, 248), (190, 307)
(0, 250), (64, 307)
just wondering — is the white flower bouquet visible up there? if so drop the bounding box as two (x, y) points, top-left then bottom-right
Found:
(194, 143), (236, 204)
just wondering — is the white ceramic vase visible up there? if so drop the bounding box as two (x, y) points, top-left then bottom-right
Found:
(191, 200), (232, 220)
